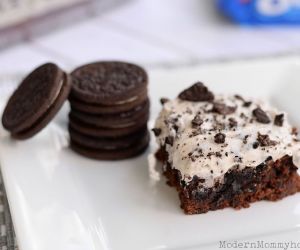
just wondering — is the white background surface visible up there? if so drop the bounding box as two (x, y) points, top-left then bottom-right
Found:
(1, 58), (300, 250)
(1, 0), (300, 75)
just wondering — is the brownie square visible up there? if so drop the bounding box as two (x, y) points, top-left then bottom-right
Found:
(153, 83), (300, 214)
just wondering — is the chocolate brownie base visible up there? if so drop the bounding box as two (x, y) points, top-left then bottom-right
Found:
(157, 147), (300, 215)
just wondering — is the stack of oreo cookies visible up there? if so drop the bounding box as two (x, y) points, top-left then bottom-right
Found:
(68, 62), (150, 160)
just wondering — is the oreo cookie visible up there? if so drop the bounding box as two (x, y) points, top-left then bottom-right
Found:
(69, 126), (148, 150)
(70, 61), (148, 105)
(69, 89), (148, 115)
(70, 131), (150, 160)
(69, 115), (147, 138)
(2, 63), (71, 140)
(70, 99), (149, 129)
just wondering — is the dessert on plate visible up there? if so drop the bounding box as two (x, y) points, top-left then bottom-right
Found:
(153, 82), (300, 214)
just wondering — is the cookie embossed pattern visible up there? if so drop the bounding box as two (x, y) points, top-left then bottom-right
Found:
(153, 82), (300, 214)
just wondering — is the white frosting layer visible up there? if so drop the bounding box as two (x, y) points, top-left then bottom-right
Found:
(154, 95), (300, 188)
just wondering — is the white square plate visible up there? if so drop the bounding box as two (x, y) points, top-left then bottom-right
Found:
(1, 58), (300, 250)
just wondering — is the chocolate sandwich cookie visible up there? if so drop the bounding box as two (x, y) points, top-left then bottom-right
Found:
(69, 126), (148, 150)
(68, 61), (150, 160)
(2, 63), (71, 140)
(70, 61), (148, 105)
(69, 89), (148, 115)
(70, 99), (149, 129)
(70, 131), (150, 160)
(69, 115), (148, 138)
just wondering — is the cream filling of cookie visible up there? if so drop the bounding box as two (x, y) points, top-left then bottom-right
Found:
(48, 77), (65, 109)
(154, 95), (300, 188)
(15, 75), (67, 135)
(115, 96), (138, 105)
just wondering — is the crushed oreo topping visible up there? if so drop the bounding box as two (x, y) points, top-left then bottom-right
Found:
(178, 82), (214, 102)
(274, 114), (284, 127)
(213, 121), (226, 131)
(191, 115), (203, 128)
(252, 108), (271, 124)
(215, 152), (222, 157)
(152, 128), (162, 137)
(165, 136), (174, 146)
(234, 156), (243, 163)
(234, 95), (252, 107)
(173, 125), (179, 132)
(228, 118), (237, 128)
(265, 156), (273, 162)
(234, 95), (244, 101)
(253, 142), (259, 149)
(243, 135), (249, 144)
(212, 103), (237, 115)
(154, 91), (300, 189)
(257, 132), (278, 147)
(214, 133), (226, 144)
(292, 127), (298, 136)
(160, 97), (170, 105)
(243, 101), (252, 107)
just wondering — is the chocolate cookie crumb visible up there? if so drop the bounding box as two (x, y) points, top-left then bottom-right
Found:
(292, 127), (298, 136)
(234, 95), (252, 107)
(274, 114), (284, 127)
(234, 156), (243, 163)
(234, 95), (244, 101)
(160, 97), (170, 105)
(191, 115), (203, 128)
(265, 156), (273, 162)
(243, 135), (249, 144)
(173, 125), (179, 132)
(228, 118), (237, 128)
(243, 101), (252, 107)
(214, 133), (226, 144)
(178, 82), (214, 102)
(252, 108), (271, 124)
(165, 136), (174, 146)
(152, 128), (162, 136)
(253, 142), (259, 149)
(212, 103), (237, 115)
(257, 132), (277, 147)
(215, 152), (222, 157)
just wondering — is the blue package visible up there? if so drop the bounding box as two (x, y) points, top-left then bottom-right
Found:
(217, 0), (300, 24)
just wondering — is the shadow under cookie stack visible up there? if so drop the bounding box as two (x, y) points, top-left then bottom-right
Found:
(68, 62), (150, 160)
